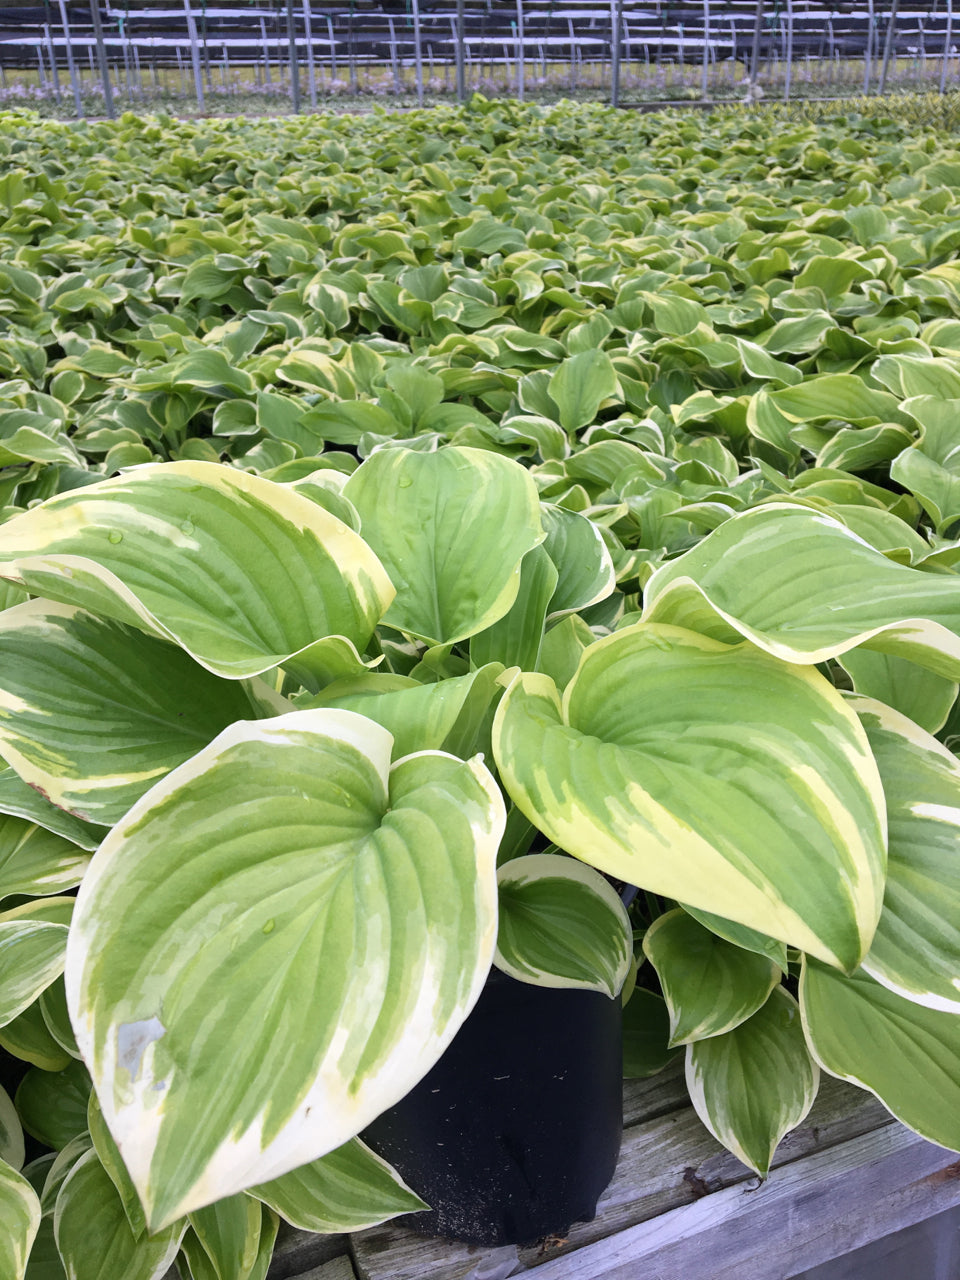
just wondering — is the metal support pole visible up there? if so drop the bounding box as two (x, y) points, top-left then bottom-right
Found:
(183, 0), (205, 110)
(326, 15), (337, 80)
(456, 0), (466, 100)
(58, 0), (84, 115)
(516, 0), (524, 99)
(88, 0), (115, 117)
(286, 0), (301, 109)
(302, 0), (317, 106)
(36, 46), (48, 92)
(748, 0), (763, 83)
(610, 0), (622, 103)
(260, 17), (272, 82)
(783, 0), (793, 98)
(701, 0), (710, 97)
(863, 0), (874, 91)
(44, 24), (62, 100)
(412, 0), (424, 104)
(941, 0), (954, 92)
(879, 0), (899, 93)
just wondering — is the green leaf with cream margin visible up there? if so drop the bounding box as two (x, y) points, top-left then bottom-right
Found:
(0, 1158), (40, 1280)
(643, 504), (960, 679)
(492, 623), (886, 972)
(247, 1137), (427, 1232)
(0, 812), (90, 903)
(0, 601), (289, 826)
(54, 1149), (185, 1280)
(65, 708), (504, 1231)
(800, 959), (960, 1152)
(850, 696), (960, 1012)
(494, 853), (632, 997)
(642, 909), (779, 1046)
(686, 987), (819, 1176)
(0, 460), (394, 682)
(344, 446), (545, 646)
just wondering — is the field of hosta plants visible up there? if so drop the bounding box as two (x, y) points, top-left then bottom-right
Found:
(4, 96), (960, 1278)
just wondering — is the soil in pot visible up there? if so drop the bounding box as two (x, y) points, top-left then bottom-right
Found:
(362, 966), (623, 1247)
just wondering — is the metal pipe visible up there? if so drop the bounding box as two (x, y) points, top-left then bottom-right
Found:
(863, 0), (874, 92)
(941, 0), (953, 92)
(58, 0), (84, 116)
(412, 0), (424, 104)
(183, 0), (205, 110)
(611, 0), (622, 105)
(701, 0), (710, 97)
(783, 0), (793, 98)
(286, 0), (301, 110)
(456, 0), (466, 100)
(302, 0), (317, 107)
(88, 0), (115, 117)
(879, 0), (899, 93)
(44, 23), (62, 100)
(748, 0), (763, 84)
(261, 17), (272, 83)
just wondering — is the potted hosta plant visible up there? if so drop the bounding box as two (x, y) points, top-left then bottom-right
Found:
(0, 444), (959, 1278)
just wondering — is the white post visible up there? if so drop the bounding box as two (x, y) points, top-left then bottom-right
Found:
(183, 0), (205, 109)
(302, 0), (317, 106)
(58, 0), (84, 115)
(412, 0), (424, 104)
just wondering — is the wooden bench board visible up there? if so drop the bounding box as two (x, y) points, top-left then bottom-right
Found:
(262, 1067), (960, 1280)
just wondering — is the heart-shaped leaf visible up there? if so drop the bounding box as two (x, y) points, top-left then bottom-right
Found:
(0, 461), (394, 681)
(493, 623), (886, 971)
(66, 709), (503, 1229)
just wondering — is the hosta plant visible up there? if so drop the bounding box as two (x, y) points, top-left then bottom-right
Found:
(1, 445), (960, 1276)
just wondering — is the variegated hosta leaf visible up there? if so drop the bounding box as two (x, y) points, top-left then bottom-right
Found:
(0, 460), (394, 681)
(838, 650), (957, 735)
(0, 1158), (40, 1280)
(643, 503), (960, 678)
(0, 600), (287, 826)
(494, 853), (632, 997)
(66, 709), (504, 1230)
(180, 1206), (278, 1280)
(622, 988), (680, 1079)
(54, 1150), (185, 1280)
(16, 1059), (91, 1150)
(343, 446), (545, 646)
(88, 1090), (146, 1238)
(188, 1194), (263, 1280)
(800, 958), (960, 1152)
(0, 768), (106, 851)
(850, 697), (960, 1012)
(0, 812), (90, 903)
(492, 623), (886, 971)
(678, 904), (788, 973)
(0, 1002), (73, 1072)
(40, 978), (80, 1061)
(642, 909), (780, 1046)
(0, 915), (69, 1027)
(470, 546), (558, 672)
(310, 664), (504, 762)
(0, 1083), (25, 1171)
(540, 503), (616, 622)
(686, 986), (819, 1175)
(247, 1137), (428, 1232)
(39, 1134), (94, 1217)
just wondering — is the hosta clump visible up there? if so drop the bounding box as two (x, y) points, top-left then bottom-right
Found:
(1, 449), (960, 1275)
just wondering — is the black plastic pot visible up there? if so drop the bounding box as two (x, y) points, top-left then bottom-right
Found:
(362, 966), (623, 1246)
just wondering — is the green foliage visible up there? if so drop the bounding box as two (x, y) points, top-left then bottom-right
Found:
(3, 97), (960, 1274)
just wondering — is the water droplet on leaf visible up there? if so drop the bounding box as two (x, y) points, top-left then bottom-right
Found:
(181, 519), (195, 535)
(108, 530), (123, 544)
(262, 919), (275, 935)
(398, 475), (413, 488)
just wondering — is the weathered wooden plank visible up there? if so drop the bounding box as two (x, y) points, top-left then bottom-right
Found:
(527, 1124), (960, 1280)
(267, 1225), (351, 1280)
(293, 1258), (359, 1280)
(622, 1057), (688, 1126)
(350, 1075), (892, 1280)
